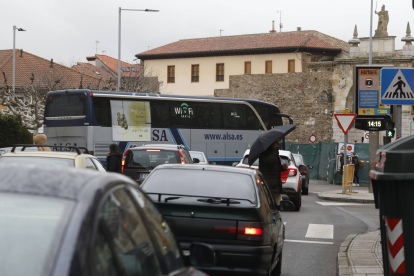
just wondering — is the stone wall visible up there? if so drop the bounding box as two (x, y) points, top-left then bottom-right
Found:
(214, 60), (335, 143)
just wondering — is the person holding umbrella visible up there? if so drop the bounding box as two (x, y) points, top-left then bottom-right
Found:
(248, 124), (296, 205)
(259, 139), (289, 204)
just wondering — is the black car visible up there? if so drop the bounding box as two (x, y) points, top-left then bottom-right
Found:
(0, 163), (210, 276)
(141, 164), (294, 276)
(123, 144), (197, 184)
(292, 153), (313, 195)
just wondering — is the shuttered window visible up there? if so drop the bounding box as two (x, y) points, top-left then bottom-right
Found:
(265, 61), (272, 74)
(288, 59), (295, 73)
(191, 64), (199, 82)
(244, 61), (251, 75)
(216, 63), (224, 81)
(167, 66), (175, 83)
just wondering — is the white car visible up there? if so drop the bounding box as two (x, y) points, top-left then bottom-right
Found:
(189, 151), (209, 164)
(236, 149), (302, 211)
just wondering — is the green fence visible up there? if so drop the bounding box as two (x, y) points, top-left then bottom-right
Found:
(285, 141), (375, 185)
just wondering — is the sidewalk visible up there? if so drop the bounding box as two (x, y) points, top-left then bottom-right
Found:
(317, 187), (375, 203)
(338, 231), (383, 276)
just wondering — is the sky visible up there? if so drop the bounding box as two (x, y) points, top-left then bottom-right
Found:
(1, 0), (413, 66)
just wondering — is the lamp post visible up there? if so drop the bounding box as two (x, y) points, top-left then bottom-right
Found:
(118, 8), (159, 91)
(13, 25), (26, 93)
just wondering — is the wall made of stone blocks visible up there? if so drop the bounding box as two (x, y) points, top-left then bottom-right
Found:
(214, 67), (334, 143)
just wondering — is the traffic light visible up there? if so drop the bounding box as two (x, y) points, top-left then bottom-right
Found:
(386, 130), (395, 138)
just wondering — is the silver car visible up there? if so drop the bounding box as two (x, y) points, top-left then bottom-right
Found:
(189, 151), (209, 164)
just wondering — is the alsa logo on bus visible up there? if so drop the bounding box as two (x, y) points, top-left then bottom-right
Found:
(175, 103), (193, 118)
(152, 129), (168, 141)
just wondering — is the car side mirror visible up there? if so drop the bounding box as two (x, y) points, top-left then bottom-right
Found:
(189, 242), (215, 267)
(193, 158), (200, 164)
(232, 162), (239, 167)
(298, 165), (306, 171)
(280, 200), (295, 211)
(308, 165), (313, 169)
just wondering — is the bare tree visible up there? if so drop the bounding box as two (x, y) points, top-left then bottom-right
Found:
(117, 64), (161, 94)
(0, 72), (45, 135)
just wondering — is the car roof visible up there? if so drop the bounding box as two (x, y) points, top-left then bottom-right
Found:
(0, 151), (92, 159)
(153, 163), (258, 176)
(292, 153), (303, 158)
(279, 150), (292, 157)
(132, 144), (186, 150)
(0, 163), (132, 200)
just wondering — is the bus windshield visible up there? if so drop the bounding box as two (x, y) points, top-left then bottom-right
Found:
(45, 93), (86, 118)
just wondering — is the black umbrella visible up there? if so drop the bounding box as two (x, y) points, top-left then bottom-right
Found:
(248, 124), (296, 166)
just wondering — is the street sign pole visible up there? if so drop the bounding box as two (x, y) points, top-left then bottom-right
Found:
(397, 105), (402, 138)
(344, 133), (348, 183)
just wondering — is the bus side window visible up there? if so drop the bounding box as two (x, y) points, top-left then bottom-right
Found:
(223, 104), (247, 129)
(196, 103), (222, 129)
(245, 106), (262, 130)
(93, 98), (111, 127)
(151, 100), (170, 128)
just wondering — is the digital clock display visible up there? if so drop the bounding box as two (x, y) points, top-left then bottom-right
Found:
(368, 120), (382, 127)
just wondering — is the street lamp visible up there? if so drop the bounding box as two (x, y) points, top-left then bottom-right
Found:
(118, 8), (159, 91)
(13, 25), (26, 93)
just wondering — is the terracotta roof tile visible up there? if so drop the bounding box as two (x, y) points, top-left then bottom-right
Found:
(72, 64), (115, 82)
(94, 55), (140, 77)
(137, 30), (350, 58)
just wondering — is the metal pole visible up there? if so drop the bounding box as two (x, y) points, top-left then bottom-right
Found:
(368, 131), (379, 193)
(344, 134), (348, 186)
(410, 121), (412, 135)
(12, 25), (16, 93)
(396, 105), (402, 138)
(118, 7), (121, 91)
(369, 0), (373, 65)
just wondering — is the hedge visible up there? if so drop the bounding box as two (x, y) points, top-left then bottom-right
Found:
(0, 114), (34, 147)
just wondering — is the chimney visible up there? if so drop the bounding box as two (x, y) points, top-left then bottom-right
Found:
(20, 49), (23, 57)
(51, 58), (53, 68)
(269, 20), (277, 33)
(297, 27), (302, 31)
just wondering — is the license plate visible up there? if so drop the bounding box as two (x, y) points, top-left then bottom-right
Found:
(140, 173), (149, 179)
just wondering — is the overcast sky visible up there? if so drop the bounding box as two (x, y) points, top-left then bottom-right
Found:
(1, 0), (412, 66)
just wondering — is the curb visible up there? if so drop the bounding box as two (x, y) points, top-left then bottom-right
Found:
(338, 234), (357, 276)
(317, 192), (375, 203)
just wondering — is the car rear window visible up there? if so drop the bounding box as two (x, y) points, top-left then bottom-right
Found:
(293, 155), (303, 165)
(189, 152), (205, 162)
(0, 193), (74, 276)
(142, 169), (256, 203)
(242, 155), (288, 166)
(125, 149), (180, 170)
(0, 157), (74, 167)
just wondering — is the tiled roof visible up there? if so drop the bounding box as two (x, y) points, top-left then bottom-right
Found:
(94, 54), (140, 77)
(136, 30), (350, 59)
(72, 64), (115, 82)
(0, 49), (102, 89)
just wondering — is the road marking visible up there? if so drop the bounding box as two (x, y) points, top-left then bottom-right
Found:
(305, 224), (334, 239)
(316, 202), (363, 206)
(285, 239), (333, 245)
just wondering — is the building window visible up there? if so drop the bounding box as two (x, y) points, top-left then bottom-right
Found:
(121, 66), (130, 72)
(265, 61), (272, 74)
(191, 64), (199, 82)
(244, 61), (251, 75)
(216, 63), (224, 81)
(288, 59), (295, 73)
(167, 66), (175, 83)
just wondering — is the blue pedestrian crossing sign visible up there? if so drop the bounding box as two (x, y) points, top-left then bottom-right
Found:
(381, 68), (414, 105)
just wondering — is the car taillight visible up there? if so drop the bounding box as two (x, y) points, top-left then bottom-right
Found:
(178, 150), (186, 164)
(213, 226), (236, 234)
(288, 168), (297, 177)
(300, 169), (307, 174)
(245, 228), (262, 235)
(122, 149), (129, 173)
(146, 149), (160, 152)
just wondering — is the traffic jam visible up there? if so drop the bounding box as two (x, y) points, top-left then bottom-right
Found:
(0, 90), (310, 276)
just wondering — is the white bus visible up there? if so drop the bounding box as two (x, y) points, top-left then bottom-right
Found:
(44, 90), (292, 165)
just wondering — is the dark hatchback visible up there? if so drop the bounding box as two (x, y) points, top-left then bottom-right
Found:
(292, 153), (313, 195)
(0, 163), (209, 276)
(141, 164), (293, 276)
(123, 144), (194, 184)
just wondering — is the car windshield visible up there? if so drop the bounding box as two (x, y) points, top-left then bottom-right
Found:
(125, 149), (180, 170)
(0, 156), (74, 167)
(142, 169), (256, 203)
(0, 193), (73, 276)
(242, 155), (259, 166)
(293, 155), (303, 165)
(189, 152), (205, 162)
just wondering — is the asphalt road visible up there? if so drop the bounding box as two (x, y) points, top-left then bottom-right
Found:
(280, 180), (379, 276)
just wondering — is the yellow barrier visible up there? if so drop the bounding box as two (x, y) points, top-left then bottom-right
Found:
(342, 164), (356, 194)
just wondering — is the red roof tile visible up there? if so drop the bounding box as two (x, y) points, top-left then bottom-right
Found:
(94, 55), (140, 77)
(72, 64), (115, 82)
(136, 30), (350, 59)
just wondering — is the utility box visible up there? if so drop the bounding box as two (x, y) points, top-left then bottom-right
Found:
(370, 134), (414, 275)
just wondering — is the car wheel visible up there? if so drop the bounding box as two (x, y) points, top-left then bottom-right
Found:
(271, 253), (282, 276)
(302, 185), (309, 195)
(294, 193), (301, 211)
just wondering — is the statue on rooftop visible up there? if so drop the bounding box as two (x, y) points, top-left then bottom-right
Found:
(374, 5), (389, 37)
